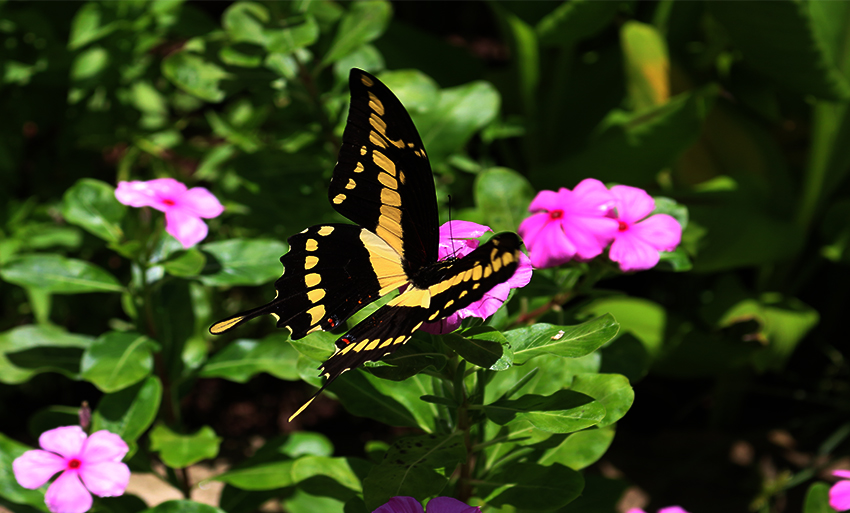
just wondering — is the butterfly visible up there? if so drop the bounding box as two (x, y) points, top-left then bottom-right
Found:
(210, 69), (522, 420)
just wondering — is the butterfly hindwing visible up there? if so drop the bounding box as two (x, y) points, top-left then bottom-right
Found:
(328, 69), (439, 271)
(210, 223), (408, 338)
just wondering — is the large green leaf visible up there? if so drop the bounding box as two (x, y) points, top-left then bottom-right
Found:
(504, 314), (619, 365)
(140, 501), (226, 513)
(322, 1), (392, 66)
(621, 21), (669, 111)
(0, 433), (48, 511)
(474, 168), (536, 233)
(199, 335), (300, 383)
(536, 0), (620, 48)
(91, 376), (162, 443)
(61, 179), (125, 243)
(0, 325), (93, 384)
(149, 424), (221, 468)
(479, 462), (583, 510)
(362, 433), (466, 511)
(80, 331), (157, 393)
(1, 254), (123, 294)
(569, 373), (633, 428)
(537, 425), (616, 470)
(217, 455), (363, 493)
(484, 390), (605, 433)
(444, 328), (513, 371)
(803, 482), (832, 513)
(710, 1), (850, 101)
(199, 239), (287, 286)
(162, 51), (232, 103)
(582, 298), (665, 357)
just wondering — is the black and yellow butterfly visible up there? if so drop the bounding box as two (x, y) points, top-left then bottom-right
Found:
(210, 69), (522, 420)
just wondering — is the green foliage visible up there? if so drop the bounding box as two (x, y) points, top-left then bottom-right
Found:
(0, 1), (845, 512)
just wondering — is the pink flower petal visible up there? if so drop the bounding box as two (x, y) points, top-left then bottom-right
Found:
(529, 221), (577, 269)
(610, 185), (656, 224)
(80, 431), (128, 464)
(528, 189), (567, 212)
(658, 507), (690, 513)
(834, 470), (850, 480)
(39, 426), (86, 459)
(421, 314), (462, 335)
(560, 215), (618, 260)
(13, 450), (66, 489)
(440, 221), (490, 241)
(831, 480), (850, 511)
(629, 214), (681, 252)
(571, 179), (616, 215)
(179, 187), (225, 219)
(80, 461), (130, 497)
(373, 496), (424, 513)
(608, 232), (661, 271)
(165, 209), (209, 248)
(45, 471), (92, 513)
(426, 496), (480, 513)
(625, 509), (647, 513)
(517, 212), (550, 250)
(115, 178), (187, 211)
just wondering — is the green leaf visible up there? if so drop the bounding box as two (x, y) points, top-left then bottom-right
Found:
(322, 0), (392, 67)
(70, 46), (110, 81)
(582, 298), (665, 357)
(0, 325), (93, 384)
(290, 455), (363, 495)
(217, 455), (362, 493)
(149, 424), (221, 468)
(222, 2), (269, 46)
(444, 328), (513, 371)
(217, 460), (296, 490)
(569, 374), (634, 428)
(0, 433), (48, 511)
(365, 336), (446, 381)
(162, 51), (232, 103)
(267, 16), (320, 54)
(80, 332), (157, 393)
(68, 3), (120, 50)
(479, 462), (583, 510)
(289, 331), (335, 363)
(162, 249), (207, 277)
(199, 239), (287, 286)
(537, 425), (616, 470)
(803, 482), (831, 513)
(483, 390), (606, 434)
(536, 0), (620, 48)
(1, 254), (123, 294)
(199, 335), (300, 383)
(140, 500), (226, 513)
(91, 376), (162, 443)
(61, 179), (125, 243)
(621, 21), (669, 110)
(474, 168), (535, 233)
(711, 1), (850, 101)
(362, 433), (466, 511)
(504, 315), (619, 365)
(332, 370), (438, 431)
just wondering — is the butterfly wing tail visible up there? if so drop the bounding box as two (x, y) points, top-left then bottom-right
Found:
(209, 301), (278, 335)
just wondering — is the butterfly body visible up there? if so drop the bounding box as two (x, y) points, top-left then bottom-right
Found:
(211, 69), (522, 420)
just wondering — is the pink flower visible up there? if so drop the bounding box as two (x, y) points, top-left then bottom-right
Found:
(518, 179), (619, 269)
(607, 185), (681, 272)
(420, 221), (532, 335)
(627, 507), (690, 513)
(13, 426), (130, 513)
(830, 469), (850, 511)
(115, 178), (224, 248)
(373, 496), (480, 513)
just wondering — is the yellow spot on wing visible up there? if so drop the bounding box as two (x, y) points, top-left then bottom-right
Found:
(307, 305), (325, 324)
(359, 229), (407, 295)
(370, 131), (387, 149)
(444, 299), (455, 310)
(393, 335), (406, 345)
(459, 290), (468, 299)
(355, 162), (365, 173)
(380, 204), (402, 224)
(483, 266), (492, 278)
(373, 151), (397, 176)
(389, 287), (431, 309)
(307, 289), (325, 302)
(345, 179), (356, 190)
(428, 310), (440, 321)
(370, 113), (387, 133)
(210, 316), (244, 334)
(332, 194), (346, 204)
(361, 75), (374, 86)
(365, 339), (381, 351)
(318, 226), (334, 236)
(306, 239), (318, 251)
(305, 273), (321, 287)
(378, 172), (398, 190)
(354, 340), (370, 352)
(502, 252), (515, 265)
(381, 188), (401, 207)
(473, 266), (482, 280)
(305, 256), (319, 269)
(379, 339), (393, 348)
(368, 92), (385, 116)
(360, 146), (368, 156)
(493, 257), (503, 272)
(288, 396), (316, 422)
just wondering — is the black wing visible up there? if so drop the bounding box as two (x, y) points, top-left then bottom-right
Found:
(328, 68), (439, 272)
(210, 224), (408, 338)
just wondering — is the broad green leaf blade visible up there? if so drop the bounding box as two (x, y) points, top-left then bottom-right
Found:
(365, 336), (447, 381)
(362, 433), (466, 511)
(483, 390), (605, 434)
(140, 500), (226, 513)
(536, 0), (620, 48)
(149, 424), (221, 469)
(162, 249), (206, 278)
(479, 462), (583, 510)
(0, 325), (94, 384)
(803, 482), (831, 513)
(61, 179), (125, 243)
(569, 373), (634, 428)
(1, 254), (123, 294)
(216, 460), (296, 490)
(537, 425), (616, 470)
(504, 314), (619, 365)
(322, 1), (392, 66)
(68, 2), (120, 50)
(621, 21), (669, 110)
(474, 167), (535, 234)
(91, 376), (162, 443)
(582, 298), (664, 357)
(332, 371), (438, 432)
(162, 51), (232, 103)
(290, 456), (363, 495)
(266, 16), (319, 54)
(222, 2), (269, 46)
(445, 328), (513, 371)
(80, 332), (157, 393)
(199, 239), (287, 286)
(289, 331), (335, 363)
(199, 335), (300, 383)
(711, 1), (850, 101)
(0, 433), (48, 511)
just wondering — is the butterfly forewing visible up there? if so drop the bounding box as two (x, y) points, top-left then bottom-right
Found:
(328, 69), (439, 271)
